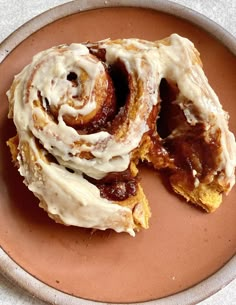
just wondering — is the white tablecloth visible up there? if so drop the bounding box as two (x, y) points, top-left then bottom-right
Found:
(0, 1), (235, 304)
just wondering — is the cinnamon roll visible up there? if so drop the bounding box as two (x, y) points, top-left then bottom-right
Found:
(7, 34), (236, 236)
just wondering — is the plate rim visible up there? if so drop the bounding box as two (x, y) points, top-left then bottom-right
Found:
(0, 246), (235, 305)
(0, 0), (235, 304)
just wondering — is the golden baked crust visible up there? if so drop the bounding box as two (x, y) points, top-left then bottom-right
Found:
(7, 135), (19, 166)
(170, 176), (222, 212)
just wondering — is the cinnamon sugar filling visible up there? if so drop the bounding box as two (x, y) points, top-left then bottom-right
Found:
(157, 78), (223, 191)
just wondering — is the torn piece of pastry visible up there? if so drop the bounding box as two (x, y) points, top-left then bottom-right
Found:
(7, 34), (236, 236)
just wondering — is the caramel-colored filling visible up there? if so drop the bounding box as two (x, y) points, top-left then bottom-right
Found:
(156, 79), (223, 192)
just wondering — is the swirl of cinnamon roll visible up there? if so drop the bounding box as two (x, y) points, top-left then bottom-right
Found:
(7, 42), (156, 235)
(7, 34), (236, 236)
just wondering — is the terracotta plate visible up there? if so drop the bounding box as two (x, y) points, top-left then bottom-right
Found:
(0, 1), (235, 304)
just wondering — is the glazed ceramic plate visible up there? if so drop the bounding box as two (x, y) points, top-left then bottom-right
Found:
(0, 1), (236, 304)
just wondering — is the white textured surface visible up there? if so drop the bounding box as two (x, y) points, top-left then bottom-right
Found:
(0, 0), (235, 304)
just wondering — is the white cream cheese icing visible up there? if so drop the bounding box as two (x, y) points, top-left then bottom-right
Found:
(7, 34), (236, 235)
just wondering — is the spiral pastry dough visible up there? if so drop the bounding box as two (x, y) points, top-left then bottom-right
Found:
(7, 34), (236, 236)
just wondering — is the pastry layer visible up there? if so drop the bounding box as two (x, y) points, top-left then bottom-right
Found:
(7, 34), (236, 235)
